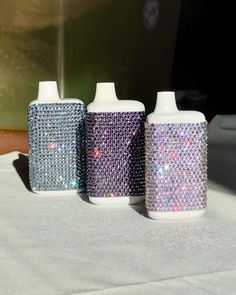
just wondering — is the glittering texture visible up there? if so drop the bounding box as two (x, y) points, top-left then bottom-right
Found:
(86, 112), (146, 198)
(28, 103), (86, 192)
(145, 122), (207, 212)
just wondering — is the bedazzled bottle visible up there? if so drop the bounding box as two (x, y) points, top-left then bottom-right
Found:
(28, 81), (86, 194)
(145, 91), (207, 219)
(86, 82), (145, 205)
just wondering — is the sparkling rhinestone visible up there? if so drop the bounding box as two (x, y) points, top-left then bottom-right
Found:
(28, 103), (86, 191)
(145, 122), (207, 212)
(86, 112), (146, 198)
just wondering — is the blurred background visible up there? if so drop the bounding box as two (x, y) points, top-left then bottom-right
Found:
(0, 0), (214, 132)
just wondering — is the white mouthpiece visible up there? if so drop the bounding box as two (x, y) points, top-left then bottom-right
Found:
(154, 91), (178, 113)
(37, 81), (60, 101)
(94, 82), (118, 103)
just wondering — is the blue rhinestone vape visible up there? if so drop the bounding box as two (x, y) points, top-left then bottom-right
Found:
(28, 81), (86, 194)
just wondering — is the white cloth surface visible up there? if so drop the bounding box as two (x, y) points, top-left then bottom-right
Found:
(0, 152), (236, 295)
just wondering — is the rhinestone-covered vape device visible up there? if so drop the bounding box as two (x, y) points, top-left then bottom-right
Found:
(28, 81), (86, 194)
(86, 82), (145, 205)
(145, 92), (207, 219)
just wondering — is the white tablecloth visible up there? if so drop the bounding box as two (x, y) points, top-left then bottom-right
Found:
(0, 149), (236, 295)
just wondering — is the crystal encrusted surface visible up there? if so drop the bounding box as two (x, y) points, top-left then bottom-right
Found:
(145, 122), (207, 212)
(86, 112), (146, 198)
(28, 103), (86, 192)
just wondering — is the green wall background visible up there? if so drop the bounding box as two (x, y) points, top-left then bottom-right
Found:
(0, 0), (180, 130)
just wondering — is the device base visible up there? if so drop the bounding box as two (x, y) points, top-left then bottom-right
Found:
(148, 209), (206, 220)
(89, 196), (144, 205)
(33, 189), (84, 196)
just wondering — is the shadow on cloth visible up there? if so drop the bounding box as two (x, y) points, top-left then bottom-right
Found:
(13, 153), (32, 192)
(129, 201), (149, 218)
(208, 148), (236, 193)
(208, 115), (236, 193)
(79, 192), (91, 204)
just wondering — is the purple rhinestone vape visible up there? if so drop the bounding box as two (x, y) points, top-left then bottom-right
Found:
(28, 81), (86, 194)
(86, 82), (146, 205)
(145, 92), (207, 220)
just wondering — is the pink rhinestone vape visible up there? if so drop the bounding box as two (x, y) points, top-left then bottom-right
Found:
(86, 82), (146, 205)
(145, 92), (207, 220)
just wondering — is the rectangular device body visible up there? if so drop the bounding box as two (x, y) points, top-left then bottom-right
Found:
(28, 101), (86, 194)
